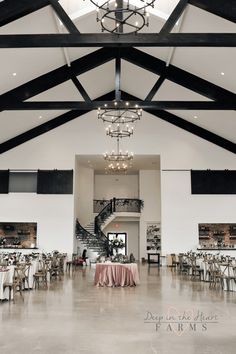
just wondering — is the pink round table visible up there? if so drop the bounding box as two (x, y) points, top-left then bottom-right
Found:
(94, 263), (140, 287)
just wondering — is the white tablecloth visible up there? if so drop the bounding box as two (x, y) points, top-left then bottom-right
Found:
(0, 267), (14, 300)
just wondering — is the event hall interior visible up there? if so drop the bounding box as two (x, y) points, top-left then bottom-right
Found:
(0, 1), (236, 354)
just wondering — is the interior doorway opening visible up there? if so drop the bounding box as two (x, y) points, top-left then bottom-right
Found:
(107, 232), (127, 255)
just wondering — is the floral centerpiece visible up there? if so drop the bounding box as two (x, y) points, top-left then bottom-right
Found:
(110, 238), (125, 254)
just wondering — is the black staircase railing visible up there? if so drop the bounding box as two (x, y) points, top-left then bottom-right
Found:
(77, 198), (144, 257)
(94, 200), (113, 234)
(94, 200), (113, 256)
(76, 219), (110, 255)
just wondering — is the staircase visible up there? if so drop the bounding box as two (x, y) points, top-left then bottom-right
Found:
(85, 221), (95, 235)
(75, 220), (109, 255)
(75, 198), (143, 257)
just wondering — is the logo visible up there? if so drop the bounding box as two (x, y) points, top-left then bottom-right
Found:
(144, 307), (219, 336)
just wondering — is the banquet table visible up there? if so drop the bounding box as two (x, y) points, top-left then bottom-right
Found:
(94, 263), (140, 287)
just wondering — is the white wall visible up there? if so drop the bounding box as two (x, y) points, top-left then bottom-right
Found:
(161, 171), (236, 254)
(139, 170), (161, 260)
(0, 193), (74, 254)
(0, 111), (236, 258)
(94, 174), (139, 199)
(104, 221), (139, 259)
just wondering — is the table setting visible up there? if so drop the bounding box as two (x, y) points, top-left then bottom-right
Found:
(94, 253), (140, 287)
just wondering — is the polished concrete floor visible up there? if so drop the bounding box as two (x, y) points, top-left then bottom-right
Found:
(0, 265), (236, 354)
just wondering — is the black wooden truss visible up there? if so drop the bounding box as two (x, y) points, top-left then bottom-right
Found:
(0, 33), (235, 48)
(0, 0), (235, 154)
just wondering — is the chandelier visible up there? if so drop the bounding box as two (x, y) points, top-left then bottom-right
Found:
(98, 103), (142, 138)
(103, 138), (133, 173)
(105, 162), (128, 173)
(89, 0), (156, 34)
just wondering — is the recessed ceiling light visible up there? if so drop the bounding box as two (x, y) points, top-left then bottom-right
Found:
(39, 115), (42, 119)
(194, 115), (198, 119)
(12, 72), (17, 76)
(221, 72), (225, 76)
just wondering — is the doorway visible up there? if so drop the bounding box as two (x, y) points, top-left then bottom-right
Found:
(107, 232), (127, 255)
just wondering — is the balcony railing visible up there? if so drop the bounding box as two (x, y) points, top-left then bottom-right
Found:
(93, 198), (143, 213)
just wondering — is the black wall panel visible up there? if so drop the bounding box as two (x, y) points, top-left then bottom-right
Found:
(0, 170), (9, 194)
(191, 170), (236, 194)
(37, 170), (73, 194)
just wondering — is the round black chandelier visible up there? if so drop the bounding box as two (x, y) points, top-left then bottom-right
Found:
(103, 138), (133, 173)
(103, 138), (133, 161)
(98, 103), (142, 138)
(89, 0), (156, 34)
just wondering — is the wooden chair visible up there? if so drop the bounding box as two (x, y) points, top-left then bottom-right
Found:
(170, 254), (179, 271)
(49, 257), (61, 280)
(178, 254), (191, 275)
(219, 263), (236, 291)
(190, 256), (204, 281)
(33, 261), (49, 289)
(58, 256), (65, 277)
(3, 267), (24, 302)
(209, 261), (222, 289)
(17, 263), (31, 290)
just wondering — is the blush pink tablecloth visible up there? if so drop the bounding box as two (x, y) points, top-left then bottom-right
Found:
(94, 263), (140, 287)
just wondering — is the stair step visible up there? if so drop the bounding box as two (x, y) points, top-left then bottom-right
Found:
(76, 219), (109, 255)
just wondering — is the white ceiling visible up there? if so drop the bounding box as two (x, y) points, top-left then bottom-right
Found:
(77, 154), (160, 174)
(0, 0), (235, 150)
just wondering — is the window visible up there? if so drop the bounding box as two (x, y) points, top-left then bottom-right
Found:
(9, 172), (37, 193)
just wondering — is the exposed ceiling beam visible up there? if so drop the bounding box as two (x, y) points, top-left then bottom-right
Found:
(1, 101), (235, 110)
(0, 0), (234, 29)
(121, 48), (236, 103)
(0, 92), (115, 155)
(189, 0), (236, 24)
(145, 75), (166, 101)
(0, 0), (51, 27)
(122, 92), (236, 154)
(0, 33), (235, 48)
(49, 0), (80, 34)
(1, 91), (234, 155)
(1, 46), (235, 112)
(0, 48), (116, 104)
(70, 76), (91, 103)
(159, 0), (189, 36)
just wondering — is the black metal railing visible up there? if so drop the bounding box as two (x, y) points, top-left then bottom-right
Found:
(76, 219), (110, 255)
(93, 199), (111, 213)
(94, 198), (143, 213)
(77, 198), (143, 257)
(113, 198), (143, 213)
(94, 200), (113, 234)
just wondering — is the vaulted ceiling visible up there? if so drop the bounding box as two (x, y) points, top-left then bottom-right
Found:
(0, 0), (235, 154)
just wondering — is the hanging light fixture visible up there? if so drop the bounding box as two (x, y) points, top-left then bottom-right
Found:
(103, 138), (133, 173)
(89, 1), (156, 34)
(98, 47), (142, 138)
(105, 162), (129, 174)
(98, 103), (142, 138)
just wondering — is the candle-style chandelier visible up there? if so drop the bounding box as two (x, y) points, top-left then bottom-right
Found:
(89, 0), (156, 34)
(103, 138), (133, 173)
(103, 138), (133, 161)
(98, 103), (142, 138)
(105, 162), (129, 173)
